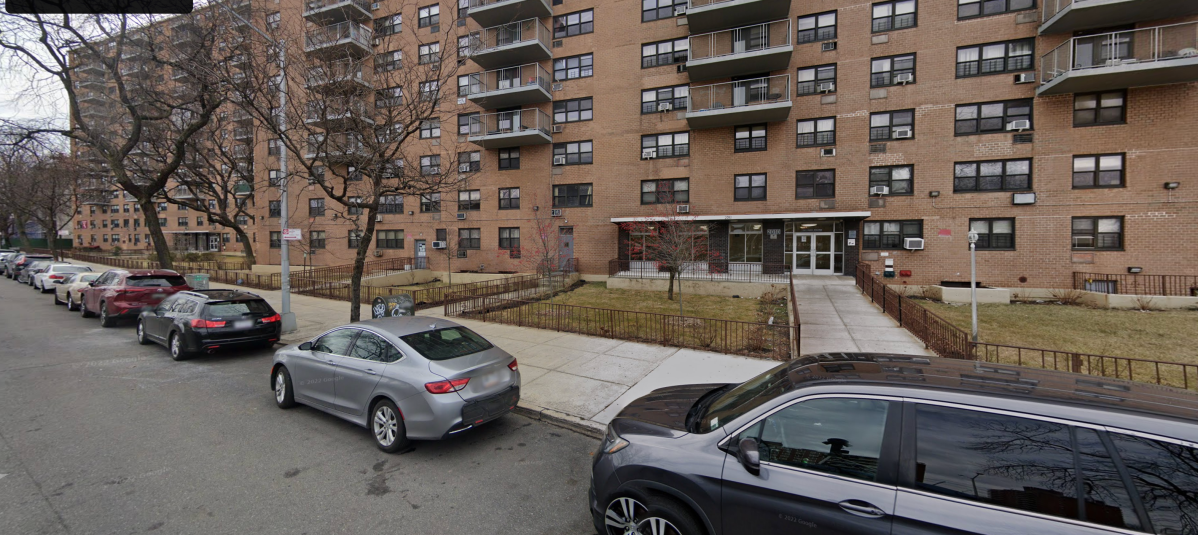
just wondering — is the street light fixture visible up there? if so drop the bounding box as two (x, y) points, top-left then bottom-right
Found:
(967, 229), (979, 343)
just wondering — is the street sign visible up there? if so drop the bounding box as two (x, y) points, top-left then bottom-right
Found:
(282, 229), (302, 241)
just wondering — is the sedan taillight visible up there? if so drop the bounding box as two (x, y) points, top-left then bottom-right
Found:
(190, 318), (227, 328)
(424, 378), (469, 394)
(261, 314), (281, 323)
(48, 274), (64, 280)
(508, 359), (518, 371)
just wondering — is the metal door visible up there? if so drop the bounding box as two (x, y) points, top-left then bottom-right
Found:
(414, 240), (427, 270)
(208, 235), (221, 252)
(558, 227), (573, 271)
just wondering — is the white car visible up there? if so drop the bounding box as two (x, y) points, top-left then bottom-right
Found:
(54, 272), (101, 309)
(34, 264), (93, 292)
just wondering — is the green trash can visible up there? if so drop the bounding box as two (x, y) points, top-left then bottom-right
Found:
(186, 273), (210, 290)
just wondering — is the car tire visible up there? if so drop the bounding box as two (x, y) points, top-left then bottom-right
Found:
(602, 495), (698, 535)
(66, 294), (78, 311)
(371, 399), (411, 454)
(168, 332), (190, 361)
(98, 302), (116, 328)
(136, 320), (152, 345)
(273, 367), (296, 409)
(53, 291), (63, 305)
(80, 298), (94, 318)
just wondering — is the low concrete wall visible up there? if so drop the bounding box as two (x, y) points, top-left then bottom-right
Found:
(363, 270), (437, 287)
(1079, 292), (1198, 310)
(931, 285), (1012, 305)
(607, 277), (787, 299)
(889, 284), (1198, 310)
(432, 271), (520, 285)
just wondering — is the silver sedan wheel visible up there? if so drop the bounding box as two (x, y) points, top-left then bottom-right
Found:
(605, 498), (681, 535)
(373, 405), (399, 447)
(274, 373), (286, 403)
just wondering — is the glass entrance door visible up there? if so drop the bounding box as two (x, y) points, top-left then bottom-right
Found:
(791, 232), (837, 275)
(812, 233), (835, 275)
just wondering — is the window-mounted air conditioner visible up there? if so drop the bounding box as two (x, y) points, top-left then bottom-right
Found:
(431, 241), (447, 249)
(551, 124), (564, 133)
(456, 213), (466, 220)
(552, 156), (567, 165)
(375, 214), (383, 222)
(870, 185), (890, 195)
(373, 250), (384, 257)
(818, 82), (835, 93)
(1007, 120), (1030, 132)
(820, 147), (836, 157)
(642, 149), (657, 159)
(893, 128), (912, 139)
(676, 204), (690, 213)
(676, 64), (687, 73)
(904, 238), (925, 250)
(550, 209), (562, 217)
(674, 6), (686, 16)
(459, 163), (471, 173)
(895, 73), (913, 84)
(821, 41), (837, 52)
(1014, 73), (1035, 84)
(658, 102), (672, 112)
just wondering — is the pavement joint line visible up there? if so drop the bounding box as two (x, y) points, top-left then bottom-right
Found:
(0, 427), (72, 533)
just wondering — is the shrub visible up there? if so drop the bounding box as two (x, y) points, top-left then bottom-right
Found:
(1048, 288), (1086, 306)
(1134, 295), (1157, 312)
(110, 245), (122, 256)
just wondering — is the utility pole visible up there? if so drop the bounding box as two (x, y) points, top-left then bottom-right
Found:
(968, 229), (978, 343)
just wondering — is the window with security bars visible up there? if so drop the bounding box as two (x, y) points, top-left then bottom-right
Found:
(797, 117), (836, 147)
(796, 170), (835, 198)
(1074, 91), (1125, 126)
(553, 183), (593, 207)
(379, 195), (403, 214)
(958, 0), (1033, 19)
(796, 64), (836, 95)
(418, 42), (440, 64)
(956, 39), (1033, 77)
(268, 139), (281, 156)
(498, 149), (519, 170)
(420, 193), (440, 212)
(553, 141), (593, 165)
(969, 219), (1014, 250)
(420, 155), (441, 175)
(458, 228), (481, 249)
(642, 38), (688, 68)
(872, 0), (916, 32)
(643, 0), (685, 21)
(499, 228), (520, 250)
(374, 14), (401, 36)
(869, 110), (914, 141)
(955, 100), (1031, 135)
(797, 12), (836, 43)
(554, 54), (593, 81)
(458, 151), (480, 172)
(954, 159), (1031, 192)
(418, 4), (438, 27)
(554, 98), (593, 123)
(870, 54), (915, 87)
(1073, 154), (1124, 188)
(458, 190), (481, 211)
(641, 179), (689, 204)
(458, 113), (480, 135)
(309, 198), (325, 217)
(641, 85), (688, 113)
(554, 10), (593, 38)
(863, 221), (921, 249)
(869, 165), (913, 195)
(641, 132), (688, 158)
(734, 173), (766, 201)
(735, 125), (767, 152)
(1072, 217), (1122, 250)
(377, 230), (404, 249)
(309, 231), (326, 249)
(499, 187), (520, 209)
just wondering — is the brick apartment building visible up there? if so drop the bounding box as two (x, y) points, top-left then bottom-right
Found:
(71, 0), (1198, 288)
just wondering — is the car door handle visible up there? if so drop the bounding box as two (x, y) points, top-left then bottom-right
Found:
(838, 500), (886, 518)
(364, 369), (377, 376)
(327, 359), (336, 365)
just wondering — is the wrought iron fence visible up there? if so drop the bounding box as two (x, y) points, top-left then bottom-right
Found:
(609, 259), (791, 283)
(1074, 271), (1198, 297)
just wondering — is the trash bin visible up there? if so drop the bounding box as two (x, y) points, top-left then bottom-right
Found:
(185, 273), (210, 290)
(372, 294), (415, 318)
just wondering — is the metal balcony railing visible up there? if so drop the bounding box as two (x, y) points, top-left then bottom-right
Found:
(233, 181), (254, 197)
(688, 74), (790, 112)
(306, 60), (370, 88)
(1041, 21), (1198, 83)
(307, 133), (365, 159)
(1042, 0), (1075, 21)
(304, 0), (371, 16)
(464, 63), (551, 96)
(470, 18), (551, 54)
(689, 20), (791, 62)
(468, 108), (552, 137)
(305, 21), (372, 52)
(306, 96), (373, 123)
(233, 127), (253, 140)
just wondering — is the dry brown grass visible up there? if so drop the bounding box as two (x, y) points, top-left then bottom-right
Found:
(549, 282), (764, 323)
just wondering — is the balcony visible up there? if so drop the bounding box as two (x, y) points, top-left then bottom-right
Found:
(1038, 22), (1198, 95)
(465, 63), (552, 109)
(686, 75), (791, 129)
(686, 20), (792, 82)
(467, 0), (552, 29)
(304, 0), (372, 24)
(685, 0), (792, 34)
(304, 21), (373, 58)
(233, 181), (254, 197)
(469, 19), (552, 70)
(230, 109), (253, 123)
(233, 127), (253, 141)
(306, 133), (365, 162)
(306, 60), (372, 92)
(81, 192), (111, 205)
(305, 97), (375, 127)
(77, 91), (105, 104)
(1040, 0), (1198, 35)
(467, 109), (553, 149)
(174, 186), (197, 200)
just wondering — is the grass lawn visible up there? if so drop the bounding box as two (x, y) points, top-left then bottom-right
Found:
(549, 282), (782, 324)
(392, 281), (449, 291)
(917, 300), (1198, 364)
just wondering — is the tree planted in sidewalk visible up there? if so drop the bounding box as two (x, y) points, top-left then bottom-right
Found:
(619, 201), (717, 315)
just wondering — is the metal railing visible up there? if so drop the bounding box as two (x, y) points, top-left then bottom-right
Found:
(1041, 21), (1198, 83)
(304, 0), (371, 16)
(788, 268), (801, 358)
(688, 74), (790, 113)
(688, 0), (738, 8)
(1074, 272), (1198, 297)
(305, 97), (372, 123)
(306, 132), (365, 159)
(608, 259), (792, 283)
(688, 20), (790, 62)
(468, 0), (538, 7)
(306, 60), (370, 87)
(305, 21), (372, 52)
(464, 63), (551, 97)
(290, 256), (416, 291)
(467, 108), (552, 137)
(1042, 0), (1075, 23)
(470, 19), (551, 54)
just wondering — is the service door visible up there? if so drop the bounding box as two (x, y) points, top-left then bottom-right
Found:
(558, 227), (573, 271)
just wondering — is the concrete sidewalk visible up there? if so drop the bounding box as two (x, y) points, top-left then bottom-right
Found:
(794, 276), (933, 356)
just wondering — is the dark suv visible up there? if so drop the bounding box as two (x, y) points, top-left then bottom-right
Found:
(591, 353), (1198, 535)
(80, 269), (190, 327)
(137, 290), (281, 360)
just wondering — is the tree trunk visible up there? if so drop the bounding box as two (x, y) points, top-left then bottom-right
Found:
(667, 269), (676, 301)
(347, 209), (380, 322)
(16, 218), (33, 251)
(234, 227), (256, 267)
(679, 276), (683, 316)
(140, 198), (173, 269)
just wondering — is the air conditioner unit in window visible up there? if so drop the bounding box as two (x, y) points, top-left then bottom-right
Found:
(551, 209), (562, 217)
(551, 124), (564, 133)
(658, 102), (672, 112)
(1014, 72), (1035, 84)
(893, 128), (912, 139)
(821, 41), (837, 52)
(904, 238), (925, 250)
(375, 214), (383, 222)
(373, 250), (384, 257)
(552, 83), (563, 91)
(370, 2), (379, 9)
(676, 204), (690, 213)
(459, 163), (472, 172)
(674, 5), (687, 16)
(870, 185), (890, 195)
(818, 82), (835, 93)
(372, 38), (381, 46)
(1007, 120), (1031, 132)
(553, 156), (567, 165)
(676, 64), (687, 73)
(431, 241), (447, 249)
(895, 73), (913, 84)
(820, 147), (836, 157)
(642, 149), (657, 159)
(456, 213), (466, 220)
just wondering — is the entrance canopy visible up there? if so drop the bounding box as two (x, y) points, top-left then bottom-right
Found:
(609, 211), (871, 223)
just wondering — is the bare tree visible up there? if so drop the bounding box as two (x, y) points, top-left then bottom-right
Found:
(500, 195), (566, 297)
(620, 203), (718, 315)
(0, 138), (82, 259)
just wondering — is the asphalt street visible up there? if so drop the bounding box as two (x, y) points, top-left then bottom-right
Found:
(0, 277), (600, 534)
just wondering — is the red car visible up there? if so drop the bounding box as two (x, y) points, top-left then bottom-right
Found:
(80, 269), (191, 327)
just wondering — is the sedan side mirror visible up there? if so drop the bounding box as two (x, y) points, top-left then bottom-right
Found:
(298, 341), (313, 351)
(737, 437), (761, 475)
(88, 281), (98, 286)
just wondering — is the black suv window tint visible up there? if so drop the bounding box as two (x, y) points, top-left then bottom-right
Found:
(180, 300), (199, 315)
(127, 275), (187, 287)
(1074, 428), (1143, 531)
(1108, 432), (1198, 533)
(913, 404), (1080, 521)
(312, 329), (359, 356)
(703, 362), (791, 432)
(740, 398), (890, 482)
(156, 295), (180, 312)
(350, 331), (392, 362)
(400, 327), (492, 361)
(206, 300), (272, 317)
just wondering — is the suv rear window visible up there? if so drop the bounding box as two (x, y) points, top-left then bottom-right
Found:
(400, 327), (493, 361)
(206, 300), (273, 317)
(127, 275), (187, 287)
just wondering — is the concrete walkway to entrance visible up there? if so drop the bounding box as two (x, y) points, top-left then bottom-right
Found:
(793, 275), (933, 356)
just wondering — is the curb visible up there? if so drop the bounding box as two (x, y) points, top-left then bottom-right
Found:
(514, 403), (605, 440)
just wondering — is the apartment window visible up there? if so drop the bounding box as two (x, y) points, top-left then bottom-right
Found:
(728, 223), (763, 262)
(457, 35), (471, 57)
(955, 99), (1032, 135)
(954, 159), (1032, 192)
(458, 0), (469, 18)
(376, 230), (404, 249)
(268, 139), (281, 157)
(419, 80), (439, 101)
(796, 170), (835, 199)
(348, 230), (362, 248)
(269, 201), (281, 217)
(872, 0), (916, 32)
(418, 4), (439, 28)
(1073, 154), (1125, 188)
(643, 0), (685, 21)
(498, 148), (519, 170)
(419, 118), (441, 139)
(458, 151), (481, 172)
(797, 11), (837, 44)
(458, 228), (481, 249)
(796, 64), (836, 96)
(1072, 217), (1122, 250)
(379, 195), (403, 214)
(309, 198), (325, 217)
(420, 155), (441, 175)
(641, 179), (689, 204)
(457, 75), (475, 97)
(797, 117), (836, 147)
(111, 234), (120, 243)
(958, 0), (1033, 19)
(554, 97), (593, 123)
(235, 215), (249, 226)
(375, 50), (402, 73)
(969, 219), (1014, 250)
(347, 197), (363, 215)
(641, 85), (688, 113)
(642, 38), (688, 68)
(553, 184), (593, 207)
(863, 220), (921, 249)
(553, 141), (593, 165)
(177, 217), (189, 227)
(420, 193), (441, 212)
(735, 124), (767, 152)
(374, 14), (401, 36)
(376, 86), (403, 108)
(498, 228), (520, 250)
(270, 231), (281, 248)
(554, 9), (593, 38)
(1074, 91), (1125, 126)
(869, 165), (913, 195)
(159, 218), (167, 227)
(734, 173), (767, 201)
(266, 12), (280, 31)
(553, 54), (593, 81)
(309, 231), (326, 250)
(641, 132), (689, 159)
(458, 190), (481, 211)
(310, 165), (325, 184)
(267, 169), (282, 187)
(870, 110), (914, 140)
(870, 54), (915, 87)
(157, 202), (167, 211)
(458, 113), (480, 135)
(956, 39), (1033, 77)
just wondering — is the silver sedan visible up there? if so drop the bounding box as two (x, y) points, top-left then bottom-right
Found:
(270, 317), (521, 453)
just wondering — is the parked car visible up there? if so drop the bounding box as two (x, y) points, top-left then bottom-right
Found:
(18, 260), (56, 285)
(55, 272), (101, 309)
(590, 353), (1198, 535)
(137, 289), (281, 360)
(79, 269), (190, 327)
(271, 317), (520, 453)
(33, 264), (91, 292)
(9, 254), (52, 282)
(0, 250), (17, 274)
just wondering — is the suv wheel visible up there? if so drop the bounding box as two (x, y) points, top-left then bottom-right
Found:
(371, 399), (411, 453)
(273, 367), (296, 409)
(98, 302), (116, 327)
(168, 332), (190, 361)
(602, 496), (696, 535)
(136, 320), (151, 345)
